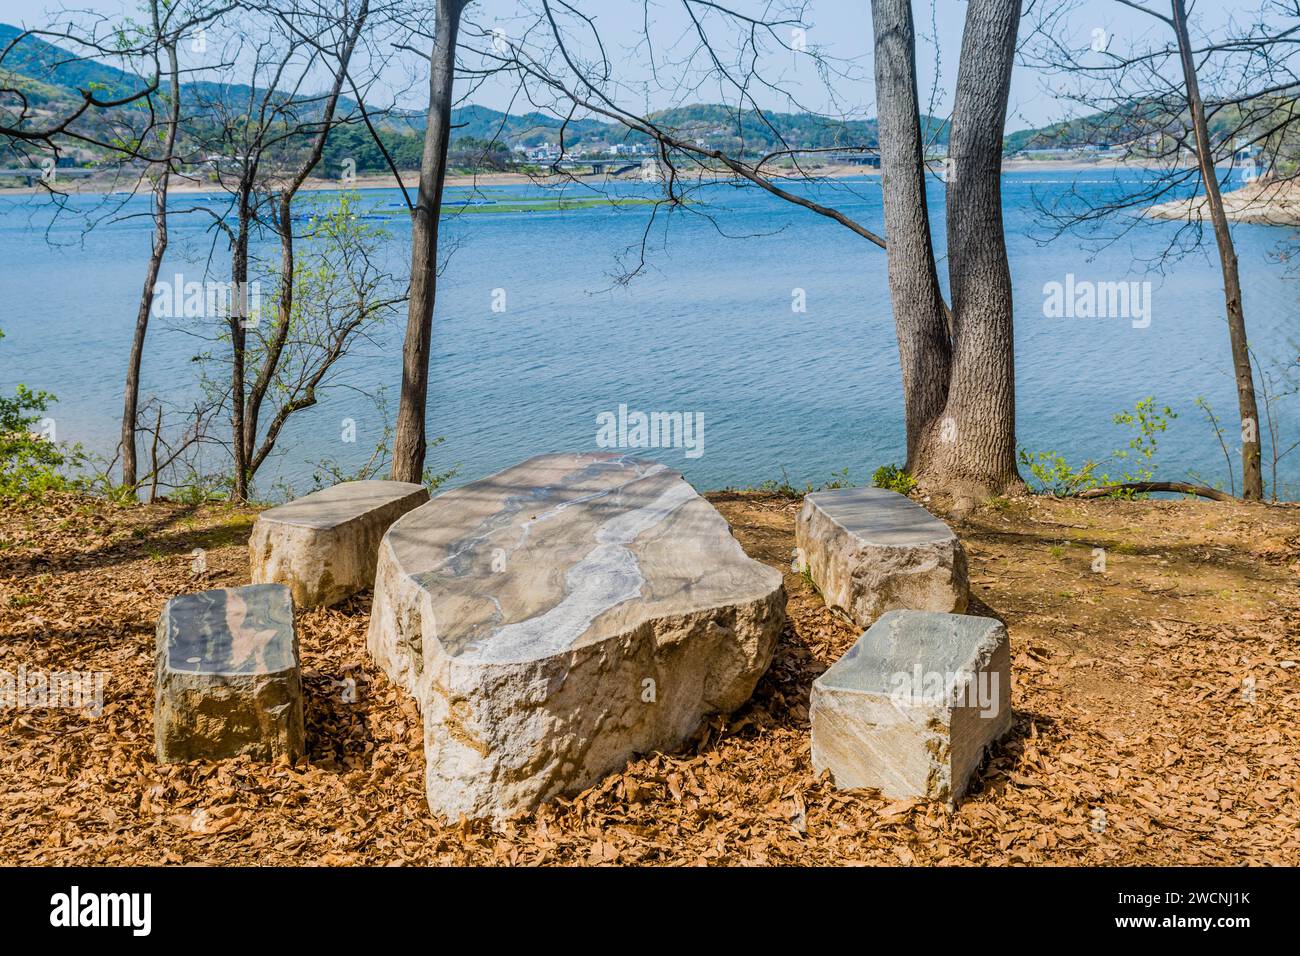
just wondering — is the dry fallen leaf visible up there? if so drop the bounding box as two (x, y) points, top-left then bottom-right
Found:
(1, 491), (1296, 867)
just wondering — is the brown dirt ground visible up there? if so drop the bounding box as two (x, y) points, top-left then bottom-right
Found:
(1, 490), (1297, 865)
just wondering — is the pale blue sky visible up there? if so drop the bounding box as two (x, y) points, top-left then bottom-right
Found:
(0, 0), (1267, 131)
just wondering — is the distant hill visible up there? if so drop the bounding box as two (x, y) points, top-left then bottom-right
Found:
(2, 20), (915, 164)
(1003, 100), (1289, 159)
(0, 22), (365, 126)
(448, 104), (612, 145)
(439, 102), (934, 153)
(0, 20), (946, 173)
(1004, 105), (1157, 154)
(0, 22), (143, 97)
(21, 19), (1273, 169)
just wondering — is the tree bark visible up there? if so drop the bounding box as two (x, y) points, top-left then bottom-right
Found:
(391, 0), (465, 483)
(922, 0), (1024, 498)
(1170, 0), (1264, 500)
(121, 33), (180, 493)
(870, 0), (1024, 498)
(230, 185), (252, 502)
(870, 0), (952, 471)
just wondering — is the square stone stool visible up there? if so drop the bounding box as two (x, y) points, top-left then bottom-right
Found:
(811, 610), (1011, 804)
(796, 487), (968, 628)
(155, 583), (303, 763)
(250, 480), (428, 607)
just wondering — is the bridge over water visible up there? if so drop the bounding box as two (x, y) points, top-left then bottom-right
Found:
(513, 158), (646, 176)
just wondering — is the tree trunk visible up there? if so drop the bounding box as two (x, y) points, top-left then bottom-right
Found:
(231, 190), (252, 502)
(391, 0), (464, 483)
(920, 0), (1025, 498)
(870, 0), (952, 471)
(243, 195), (293, 471)
(121, 36), (180, 493)
(243, 1), (368, 474)
(870, 0), (1024, 498)
(1171, 0), (1264, 500)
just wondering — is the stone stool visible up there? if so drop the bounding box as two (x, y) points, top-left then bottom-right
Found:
(155, 583), (303, 763)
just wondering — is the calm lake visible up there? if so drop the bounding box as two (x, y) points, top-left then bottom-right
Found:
(2, 169), (1297, 499)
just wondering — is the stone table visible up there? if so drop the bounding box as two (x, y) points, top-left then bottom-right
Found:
(810, 610), (1011, 804)
(368, 452), (786, 821)
(250, 480), (429, 608)
(795, 487), (968, 628)
(154, 583), (304, 763)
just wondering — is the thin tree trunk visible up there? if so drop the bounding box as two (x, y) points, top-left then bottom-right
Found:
(391, 0), (465, 483)
(231, 189), (252, 501)
(1171, 0), (1264, 500)
(242, 193), (293, 471)
(244, 1), (368, 470)
(148, 402), (163, 503)
(915, 0), (1024, 498)
(121, 33), (180, 492)
(870, 0), (952, 471)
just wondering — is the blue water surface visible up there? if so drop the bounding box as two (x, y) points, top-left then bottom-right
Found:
(1, 168), (1296, 498)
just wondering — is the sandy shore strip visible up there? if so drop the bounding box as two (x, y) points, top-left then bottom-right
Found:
(0, 157), (1196, 199)
(1146, 177), (1300, 226)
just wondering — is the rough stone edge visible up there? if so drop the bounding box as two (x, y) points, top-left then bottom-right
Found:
(417, 582), (786, 820)
(153, 596), (305, 764)
(809, 614), (1012, 805)
(250, 485), (429, 608)
(795, 495), (969, 627)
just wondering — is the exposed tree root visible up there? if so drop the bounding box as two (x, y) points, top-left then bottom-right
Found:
(1074, 481), (1237, 502)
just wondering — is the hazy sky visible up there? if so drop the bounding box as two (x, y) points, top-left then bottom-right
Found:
(0, 0), (1268, 131)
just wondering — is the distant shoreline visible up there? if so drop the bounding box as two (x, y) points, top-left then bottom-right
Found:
(1, 156), (1189, 199)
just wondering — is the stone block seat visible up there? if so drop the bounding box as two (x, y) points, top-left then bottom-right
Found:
(367, 452), (787, 821)
(250, 479), (429, 608)
(795, 487), (968, 628)
(810, 610), (1011, 804)
(154, 583), (304, 763)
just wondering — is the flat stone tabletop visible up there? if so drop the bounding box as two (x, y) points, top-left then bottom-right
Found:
(254, 480), (428, 530)
(379, 452), (778, 665)
(162, 584), (296, 677)
(802, 487), (957, 547)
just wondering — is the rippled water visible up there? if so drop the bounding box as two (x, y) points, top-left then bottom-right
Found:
(1, 170), (1297, 498)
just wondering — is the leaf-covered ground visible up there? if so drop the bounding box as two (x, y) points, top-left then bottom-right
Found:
(1, 490), (1297, 865)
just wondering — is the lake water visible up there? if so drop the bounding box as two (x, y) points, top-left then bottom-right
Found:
(1, 170), (1298, 499)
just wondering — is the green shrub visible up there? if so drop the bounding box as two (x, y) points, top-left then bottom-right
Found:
(1107, 397), (1176, 487)
(754, 467), (802, 497)
(1019, 397), (1176, 498)
(871, 463), (917, 495)
(0, 332), (85, 499)
(747, 466), (861, 497)
(1016, 448), (1099, 496)
(819, 467), (854, 490)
